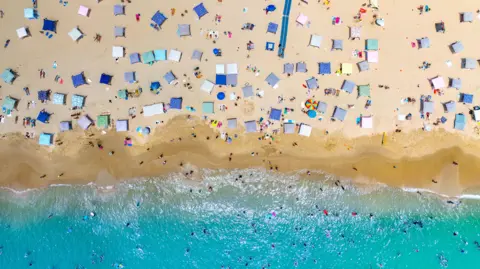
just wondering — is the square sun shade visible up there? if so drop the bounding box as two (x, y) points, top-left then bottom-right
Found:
(366, 39), (379, 50)
(269, 108), (282, 121)
(193, 3), (208, 19)
(152, 11), (167, 25)
(42, 19), (56, 32)
(202, 102), (214, 114)
(97, 115), (110, 129)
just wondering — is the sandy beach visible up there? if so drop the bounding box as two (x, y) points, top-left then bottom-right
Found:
(2, 0), (480, 196)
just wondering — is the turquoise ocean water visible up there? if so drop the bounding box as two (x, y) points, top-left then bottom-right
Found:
(0, 169), (479, 268)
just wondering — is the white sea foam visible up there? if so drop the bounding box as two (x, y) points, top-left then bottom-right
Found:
(456, 194), (480, 200)
(401, 187), (450, 198)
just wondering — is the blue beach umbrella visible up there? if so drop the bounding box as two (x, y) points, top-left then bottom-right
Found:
(266, 5), (276, 12)
(142, 127), (151, 135)
(213, 48), (219, 55)
(307, 110), (317, 118)
(217, 92), (225, 100)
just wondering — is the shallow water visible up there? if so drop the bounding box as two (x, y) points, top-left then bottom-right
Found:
(0, 169), (479, 268)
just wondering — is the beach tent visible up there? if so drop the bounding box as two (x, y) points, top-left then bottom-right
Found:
(118, 89), (128, 100)
(202, 102), (214, 114)
(366, 39), (378, 51)
(71, 73), (86, 88)
(342, 63), (353, 75)
(24, 8), (35, 19)
(358, 85), (371, 97)
(2, 96), (17, 111)
(112, 46), (124, 58)
(422, 101), (434, 113)
(38, 90), (50, 102)
(341, 80), (356, 94)
(269, 108), (282, 121)
(332, 106), (347, 121)
(216, 64), (225, 74)
(267, 22), (278, 34)
(77, 115), (93, 130)
(114, 5), (125, 16)
(462, 58), (477, 69)
(350, 26), (361, 40)
(244, 120), (257, 133)
(71, 94), (85, 108)
(265, 73), (280, 88)
(240, 85), (253, 98)
(227, 118), (237, 129)
(366, 51), (379, 63)
(59, 121), (72, 132)
(142, 51), (155, 64)
(435, 22), (445, 33)
(317, 101), (328, 113)
(226, 74), (238, 86)
(124, 71), (136, 83)
(1, 69), (15, 84)
(431, 76), (446, 89)
(283, 123), (295, 134)
(298, 124), (312, 137)
(201, 80), (214, 93)
(97, 115), (110, 129)
(143, 103), (164, 116)
(450, 78), (462, 89)
(192, 50), (203, 61)
(193, 3), (208, 19)
(357, 61), (369, 72)
(37, 110), (51, 123)
(306, 77), (319, 89)
(309, 35), (322, 48)
(42, 19), (57, 32)
(361, 116), (373, 128)
(318, 62), (331, 75)
(116, 119), (128, 132)
(52, 93), (66, 105)
(154, 49), (167, 61)
(444, 101), (456, 113)
(130, 53), (141, 64)
(163, 71), (177, 84)
(451, 42), (464, 54)
(100, 73), (112, 85)
(461, 93), (473, 104)
(296, 13), (308, 25)
(332, 39), (343, 50)
(284, 63), (294, 75)
(38, 133), (53, 146)
(170, 97), (182, 109)
(68, 28), (83, 41)
(78, 5), (90, 17)
(418, 37), (430, 49)
(177, 24), (191, 37)
(216, 74), (227, 85)
(152, 11), (167, 26)
(168, 49), (182, 62)
(114, 26), (125, 38)
(16, 27), (29, 39)
(296, 62), (307, 73)
(454, 114), (466, 130)
(227, 64), (238, 74)
(461, 12), (474, 22)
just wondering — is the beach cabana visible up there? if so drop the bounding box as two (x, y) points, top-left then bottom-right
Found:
(71, 94), (85, 108)
(341, 63), (353, 75)
(97, 115), (110, 129)
(418, 37), (430, 49)
(38, 133), (53, 146)
(24, 8), (35, 19)
(143, 103), (164, 116)
(461, 93), (473, 104)
(163, 71), (177, 84)
(454, 114), (466, 130)
(192, 50), (203, 61)
(114, 26), (125, 38)
(168, 49), (182, 62)
(59, 121), (72, 132)
(451, 42), (464, 54)
(422, 101), (434, 113)
(78, 5), (90, 17)
(152, 11), (167, 26)
(17, 27), (29, 39)
(38, 90), (50, 102)
(431, 76), (446, 89)
(317, 101), (328, 114)
(306, 78), (319, 89)
(296, 13), (308, 25)
(462, 58), (477, 69)
(142, 51), (155, 64)
(71, 73), (86, 88)
(202, 102), (214, 114)
(124, 71), (136, 83)
(309, 35), (322, 48)
(114, 5), (125, 16)
(267, 22), (278, 34)
(2, 96), (17, 111)
(170, 97), (182, 110)
(1, 69), (15, 84)
(52, 93), (66, 105)
(100, 73), (112, 85)
(37, 110), (51, 123)
(283, 123), (295, 134)
(284, 63), (294, 75)
(154, 49), (167, 61)
(177, 24), (191, 37)
(461, 12), (474, 23)
(318, 62), (331, 75)
(77, 115), (93, 130)
(130, 53), (141, 64)
(350, 26), (361, 40)
(116, 119), (128, 132)
(444, 101), (456, 113)
(366, 39), (378, 51)
(68, 28), (83, 41)
(332, 106), (347, 121)
(296, 62), (307, 73)
(227, 118), (237, 129)
(42, 19), (57, 32)
(332, 39), (343, 50)
(366, 51), (379, 63)
(265, 73), (280, 88)
(341, 80), (356, 94)
(193, 3), (208, 19)
(201, 80), (214, 93)
(358, 85), (371, 98)
(242, 85), (254, 98)
(357, 61), (369, 72)
(112, 46), (124, 58)
(450, 78), (462, 89)
(269, 108), (282, 121)
(298, 124), (312, 137)
(244, 120), (257, 133)
(361, 116), (373, 129)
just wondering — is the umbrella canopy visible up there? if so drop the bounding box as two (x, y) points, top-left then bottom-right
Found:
(217, 92), (225, 100)
(305, 99), (318, 110)
(266, 5), (276, 12)
(307, 110), (317, 118)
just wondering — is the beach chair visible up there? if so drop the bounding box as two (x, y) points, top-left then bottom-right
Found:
(193, 3), (208, 19)
(357, 61), (369, 72)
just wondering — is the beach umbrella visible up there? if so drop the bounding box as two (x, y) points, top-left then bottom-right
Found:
(142, 127), (151, 135)
(217, 92), (225, 100)
(307, 110), (317, 118)
(266, 5), (276, 12)
(305, 99), (318, 110)
(213, 48), (219, 55)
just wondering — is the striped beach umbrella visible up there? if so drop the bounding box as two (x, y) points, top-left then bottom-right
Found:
(305, 99), (318, 110)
